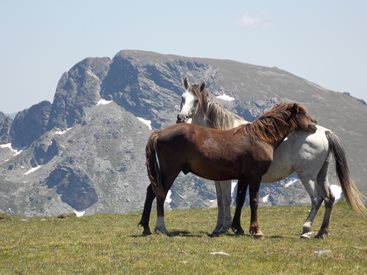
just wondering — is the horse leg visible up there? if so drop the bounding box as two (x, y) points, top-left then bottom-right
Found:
(222, 180), (233, 232)
(138, 184), (156, 235)
(248, 180), (264, 238)
(316, 185), (335, 239)
(315, 161), (335, 238)
(155, 196), (169, 235)
(154, 170), (180, 235)
(299, 175), (323, 239)
(231, 180), (248, 235)
(212, 181), (225, 236)
(212, 180), (232, 236)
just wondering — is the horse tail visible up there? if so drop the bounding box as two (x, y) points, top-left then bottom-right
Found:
(325, 131), (366, 216)
(146, 131), (165, 201)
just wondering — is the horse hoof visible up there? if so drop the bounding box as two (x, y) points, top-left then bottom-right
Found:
(222, 225), (232, 232)
(249, 226), (264, 238)
(142, 229), (152, 236)
(210, 232), (221, 237)
(232, 227), (245, 235)
(300, 232), (314, 239)
(154, 228), (169, 235)
(315, 229), (328, 239)
(315, 232), (328, 239)
(251, 231), (264, 239)
(211, 227), (230, 237)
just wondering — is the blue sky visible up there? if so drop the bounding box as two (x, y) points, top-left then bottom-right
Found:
(1, 0), (366, 113)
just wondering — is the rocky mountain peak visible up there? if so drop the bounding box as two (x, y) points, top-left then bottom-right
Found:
(47, 57), (112, 130)
(9, 101), (52, 150)
(0, 112), (12, 144)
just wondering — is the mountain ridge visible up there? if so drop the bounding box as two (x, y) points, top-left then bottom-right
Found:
(0, 49), (366, 216)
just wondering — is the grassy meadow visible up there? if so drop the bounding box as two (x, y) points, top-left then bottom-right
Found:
(0, 202), (366, 274)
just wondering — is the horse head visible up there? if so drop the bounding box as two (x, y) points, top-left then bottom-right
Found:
(176, 78), (205, 123)
(291, 103), (317, 132)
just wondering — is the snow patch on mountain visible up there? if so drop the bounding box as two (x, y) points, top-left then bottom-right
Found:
(55, 128), (72, 135)
(284, 178), (298, 188)
(97, 99), (113, 106)
(24, 165), (42, 175)
(216, 93), (235, 102)
(261, 194), (270, 203)
(0, 143), (22, 156)
(330, 184), (342, 201)
(137, 117), (152, 130)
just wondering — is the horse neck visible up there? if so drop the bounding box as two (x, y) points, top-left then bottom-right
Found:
(271, 132), (290, 149)
(249, 117), (295, 149)
(194, 99), (245, 129)
(191, 108), (209, 127)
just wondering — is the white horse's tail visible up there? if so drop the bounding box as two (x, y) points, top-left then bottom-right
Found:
(325, 131), (367, 216)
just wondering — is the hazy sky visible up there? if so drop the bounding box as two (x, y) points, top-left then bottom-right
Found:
(1, 0), (366, 114)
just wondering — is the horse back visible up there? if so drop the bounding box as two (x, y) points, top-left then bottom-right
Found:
(154, 123), (199, 168)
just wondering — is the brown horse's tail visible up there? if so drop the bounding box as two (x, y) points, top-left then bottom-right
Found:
(146, 131), (165, 201)
(325, 131), (366, 216)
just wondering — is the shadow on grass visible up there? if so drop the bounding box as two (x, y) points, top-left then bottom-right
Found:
(131, 229), (288, 239)
(268, 235), (286, 239)
(209, 232), (289, 240)
(130, 230), (216, 238)
(168, 230), (205, 238)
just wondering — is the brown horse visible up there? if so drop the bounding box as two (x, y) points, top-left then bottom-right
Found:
(139, 102), (317, 236)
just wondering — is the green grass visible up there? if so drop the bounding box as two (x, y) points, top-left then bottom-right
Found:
(0, 202), (366, 274)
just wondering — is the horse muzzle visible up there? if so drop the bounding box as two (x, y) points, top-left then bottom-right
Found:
(310, 118), (317, 131)
(308, 122), (317, 132)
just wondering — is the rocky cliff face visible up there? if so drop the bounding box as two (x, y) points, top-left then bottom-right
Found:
(9, 101), (52, 150)
(47, 57), (111, 130)
(0, 112), (12, 144)
(0, 50), (366, 216)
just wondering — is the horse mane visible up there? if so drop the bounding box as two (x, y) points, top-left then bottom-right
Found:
(243, 102), (305, 143)
(190, 84), (243, 129)
(189, 85), (306, 143)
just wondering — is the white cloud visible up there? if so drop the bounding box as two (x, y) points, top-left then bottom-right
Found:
(239, 13), (271, 28)
(240, 14), (261, 27)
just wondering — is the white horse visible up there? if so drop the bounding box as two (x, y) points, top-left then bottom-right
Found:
(176, 78), (366, 238)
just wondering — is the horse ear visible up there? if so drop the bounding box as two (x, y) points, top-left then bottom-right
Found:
(292, 103), (300, 112)
(200, 82), (205, 92)
(184, 78), (189, 89)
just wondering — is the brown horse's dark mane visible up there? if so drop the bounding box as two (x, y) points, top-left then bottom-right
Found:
(244, 102), (306, 143)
